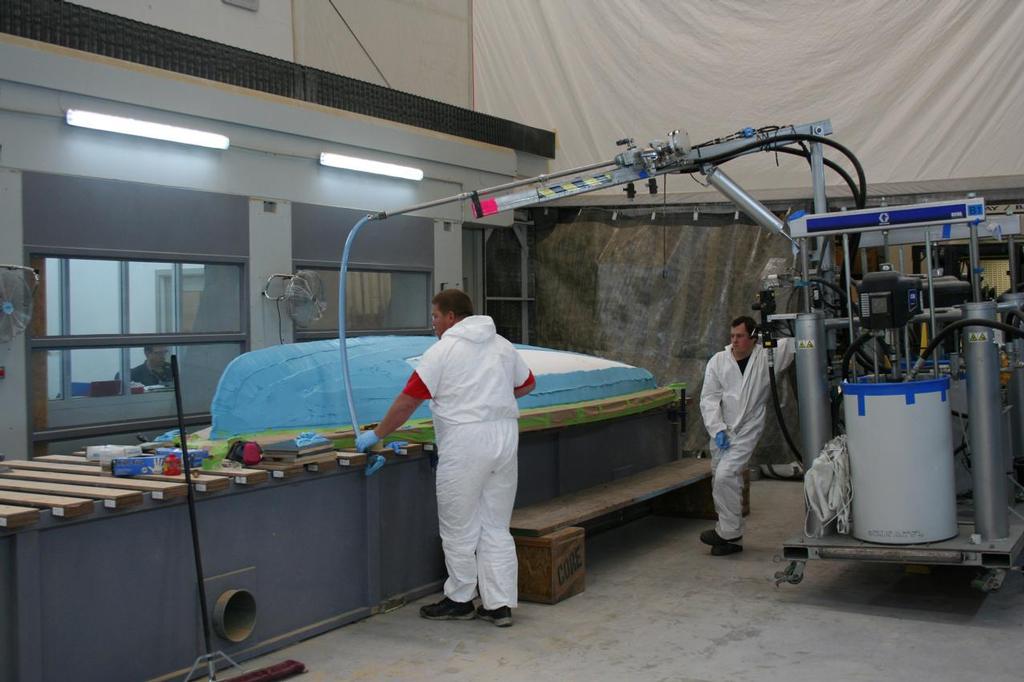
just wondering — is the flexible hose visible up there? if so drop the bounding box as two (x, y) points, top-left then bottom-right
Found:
(768, 361), (803, 463)
(907, 317), (1024, 380)
(697, 132), (868, 208)
(771, 147), (860, 206)
(841, 331), (877, 383)
(733, 136), (867, 292)
(1003, 309), (1024, 328)
(339, 214), (377, 438)
(807, 276), (852, 316)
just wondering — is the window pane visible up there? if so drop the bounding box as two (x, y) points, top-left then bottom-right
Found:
(44, 258), (62, 335)
(46, 350), (63, 399)
(180, 263), (242, 333)
(70, 347), (123, 397)
(68, 259), (121, 335)
(32, 343), (241, 429)
(127, 344), (173, 387)
(299, 269), (430, 331)
(128, 261), (175, 333)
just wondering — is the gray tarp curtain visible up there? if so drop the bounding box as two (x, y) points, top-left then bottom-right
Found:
(533, 213), (800, 461)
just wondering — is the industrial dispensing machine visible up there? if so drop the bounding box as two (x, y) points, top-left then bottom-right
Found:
(342, 119), (1024, 592)
(774, 205), (1024, 591)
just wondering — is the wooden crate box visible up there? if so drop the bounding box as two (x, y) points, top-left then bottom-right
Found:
(514, 526), (586, 604)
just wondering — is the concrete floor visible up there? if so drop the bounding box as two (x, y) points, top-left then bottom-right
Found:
(246, 480), (1024, 681)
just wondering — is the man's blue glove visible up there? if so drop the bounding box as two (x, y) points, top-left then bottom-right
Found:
(715, 430), (731, 450)
(355, 430), (380, 453)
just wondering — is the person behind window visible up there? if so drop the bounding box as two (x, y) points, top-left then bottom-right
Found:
(131, 345), (173, 386)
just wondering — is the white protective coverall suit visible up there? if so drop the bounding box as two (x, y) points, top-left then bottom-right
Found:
(699, 338), (794, 539)
(414, 315), (532, 609)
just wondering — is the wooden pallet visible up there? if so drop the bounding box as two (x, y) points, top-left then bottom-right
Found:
(0, 504), (41, 530)
(0, 478), (143, 509)
(1, 462), (188, 499)
(510, 458), (712, 537)
(36, 455), (230, 492)
(0, 490), (94, 518)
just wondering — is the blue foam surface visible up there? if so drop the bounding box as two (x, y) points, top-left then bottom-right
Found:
(210, 336), (656, 438)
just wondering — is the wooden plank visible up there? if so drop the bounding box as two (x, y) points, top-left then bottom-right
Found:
(262, 442), (335, 460)
(36, 455), (230, 492)
(132, 472), (230, 492)
(195, 466), (269, 485)
(0, 490), (94, 518)
(653, 469), (750, 519)
(0, 503), (41, 530)
(36, 454), (94, 464)
(0, 465), (187, 500)
(0, 478), (144, 509)
(510, 458), (712, 536)
(254, 451), (339, 477)
(336, 451), (368, 468)
(335, 443), (423, 468)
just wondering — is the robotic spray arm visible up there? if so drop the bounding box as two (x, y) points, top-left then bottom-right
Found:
(340, 119), (863, 463)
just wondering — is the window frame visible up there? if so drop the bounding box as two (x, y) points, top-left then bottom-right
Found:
(26, 248), (249, 446)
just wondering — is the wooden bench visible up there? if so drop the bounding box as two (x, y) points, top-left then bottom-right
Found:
(510, 459), (713, 604)
(510, 458), (750, 604)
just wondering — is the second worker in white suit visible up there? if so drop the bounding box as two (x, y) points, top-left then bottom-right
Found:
(698, 315), (794, 556)
(357, 288), (535, 626)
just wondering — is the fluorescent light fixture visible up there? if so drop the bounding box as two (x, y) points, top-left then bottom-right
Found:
(65, 109), (230, 149)
(319, 152), (423, 181)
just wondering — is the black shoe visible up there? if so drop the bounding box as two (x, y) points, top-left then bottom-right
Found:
(419, 597), (476, 620)
(700, 529), (742, 546)
(476, 605), (512, 627)
(711, 542), (743, 556)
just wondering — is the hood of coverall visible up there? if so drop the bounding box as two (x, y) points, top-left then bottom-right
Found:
(443, 315), (497, 343)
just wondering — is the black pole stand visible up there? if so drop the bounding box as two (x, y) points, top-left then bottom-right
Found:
(171, 355), (243, 681)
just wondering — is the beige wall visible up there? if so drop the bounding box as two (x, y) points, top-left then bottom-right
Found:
(71, 0), (295, 60)
(70, 1), (473, 109)
(292, 0), (472, 108)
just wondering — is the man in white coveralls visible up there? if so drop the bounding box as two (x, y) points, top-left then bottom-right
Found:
(699, 315), (794, 556)
(356, 288), (535, 626)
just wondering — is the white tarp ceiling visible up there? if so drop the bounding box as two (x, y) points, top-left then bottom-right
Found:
(473, 0), (1024, 199)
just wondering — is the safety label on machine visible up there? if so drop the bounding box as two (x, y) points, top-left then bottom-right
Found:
(967, 332), (990, 343)
(797, 339), (815, 350)
(536, 173), (614, 199)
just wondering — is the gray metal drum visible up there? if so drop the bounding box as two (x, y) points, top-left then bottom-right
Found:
(843, 377), (957, 544)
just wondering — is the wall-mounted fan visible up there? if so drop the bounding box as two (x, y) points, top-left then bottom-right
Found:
(0, 265), (38, 342)
(262, 270), (328, 329)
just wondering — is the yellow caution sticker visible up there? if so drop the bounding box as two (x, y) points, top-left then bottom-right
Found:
(967, 331), (990, 343)
(798, 339), (815, 350)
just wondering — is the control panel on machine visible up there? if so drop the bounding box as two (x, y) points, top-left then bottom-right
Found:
(857, 266), (922, 330)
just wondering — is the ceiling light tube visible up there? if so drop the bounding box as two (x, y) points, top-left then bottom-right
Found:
(65, 109), (230, 149)
(319, 152), (423, 181)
